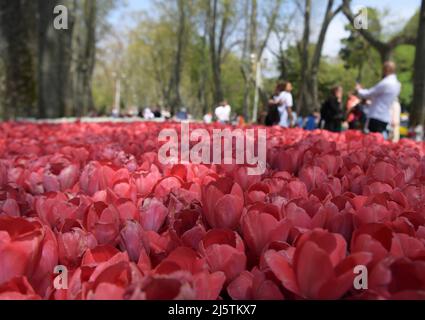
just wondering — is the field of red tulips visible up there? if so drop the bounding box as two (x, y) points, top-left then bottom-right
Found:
(1, 121), (425, 300)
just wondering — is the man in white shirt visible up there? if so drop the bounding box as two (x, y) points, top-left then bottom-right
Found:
(215, 101), (231, 124)
(356, 61), (401, 134)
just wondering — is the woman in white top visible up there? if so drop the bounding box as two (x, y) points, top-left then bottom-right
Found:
(273, 82), (294, 128)
(215, 101), (231, 124)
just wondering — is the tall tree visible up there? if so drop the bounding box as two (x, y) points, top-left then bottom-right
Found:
(72, 0), (97, 117)
(241, 0), (283, 121)
(167, 0), (188, 114)
(206, 0), (236, 105)
(38, 0), (76, 118)
(412, 0), (425, 127)
(197, 13), (211, 115)
(0, 0), (37, 119)
(270, 7), (297, 81)
(342, 0), (417, 63)
(297, 0), (342, 116)
(241, 0), (255, 120)
(297, 0), (312, 116)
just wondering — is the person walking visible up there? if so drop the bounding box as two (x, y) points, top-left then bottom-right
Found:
(321, 86), (344, 132)
(356, 61), (401, 135)
(272, 82), (294, 128)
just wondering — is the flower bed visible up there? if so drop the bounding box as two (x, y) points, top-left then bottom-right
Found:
(0, 121), (424, 300)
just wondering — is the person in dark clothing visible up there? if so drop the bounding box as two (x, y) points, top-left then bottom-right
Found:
(321, 86), (344, 132)
(265, 83), (285, 126)
(265, 97), (280, 126)
(153, 105), (162, 118)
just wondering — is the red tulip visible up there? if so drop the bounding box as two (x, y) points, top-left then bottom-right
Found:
(154, 247), (207, 275)
(1, 121), (425, 300)
(0, 162), (7, 188)
(0, 277), (41, 300)
(171, 209), (206, 250)
(57, 225), (97, 267)
(241, 205), (291, 258)
(0, 216), (43, 287)
(199, 229), (246, 282)
(85, 202), (120, 245)
(202, 178), (244, 230)
(119, 220), (148, 262)
(139, 198), (168, 232)
(228, 268), (284, 300)
(266, 229), (372, 299)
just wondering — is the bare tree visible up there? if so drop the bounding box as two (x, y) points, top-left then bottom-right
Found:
(270, 8), (297, 80)
(241, 0), (283, 121)
(198, 14), (210, 115)
(167, 0), (187, 114)
(297, 0), (342, 116)
(342, 0), (416, 63)
(206, 0), (236, 104)
(297, 0), (312, 116)
(241, 0), (255, 120)
(412, 0), (425, 127)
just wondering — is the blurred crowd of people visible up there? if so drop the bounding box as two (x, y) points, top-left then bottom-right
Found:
(95, 60), (422, 142)
(264, 61), (410, 142)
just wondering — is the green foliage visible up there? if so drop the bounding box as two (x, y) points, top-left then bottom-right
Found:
(222, 55), (247, 116)
(92, 0), (247, 117)
(339, 7), (382, 84)
(394, 45), (415, 109)
(89, 1), (420, 119)
(339, 7), (418, 110)
(318, 60), (357, 102)
(399, 9), (420, 39)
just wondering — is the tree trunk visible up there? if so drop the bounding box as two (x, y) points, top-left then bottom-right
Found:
(412, 0), (425, 127)
(298, 0), (341, 116)
(297, 0), (311, 116)
(199, 23), (209, 115)
(0, 0), (37, 119)
(168, 0), (186, 114)
(207, 0), (226, 105)
(213, 68), (224, 104)
(38, 0), (75, 119)
(379, 48), (393, 64)
(73, 0), (96, 117)
(309, 0), (338, 113)
(241, 0), (252, 120)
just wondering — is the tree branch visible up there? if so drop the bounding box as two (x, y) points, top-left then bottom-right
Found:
(258, 0), (283, 56)
(342, 0), (387, 52)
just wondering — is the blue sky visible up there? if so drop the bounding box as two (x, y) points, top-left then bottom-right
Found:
(108, 0), (150, 23)
(109, 0), (421, 57)
(324, 0), (421, 56)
